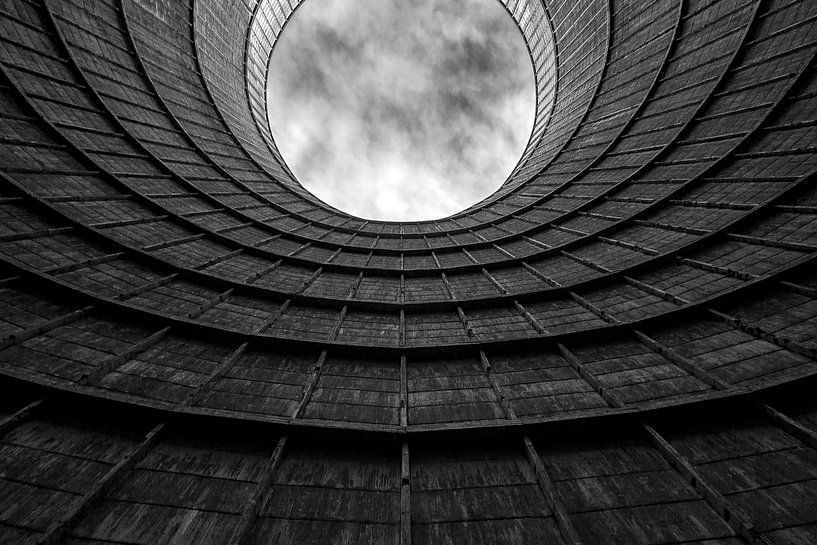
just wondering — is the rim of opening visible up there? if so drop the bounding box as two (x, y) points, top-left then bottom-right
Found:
(244, 0), (558, 223)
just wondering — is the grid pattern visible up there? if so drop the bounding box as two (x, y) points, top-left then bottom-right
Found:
(0, 0), (816, 542)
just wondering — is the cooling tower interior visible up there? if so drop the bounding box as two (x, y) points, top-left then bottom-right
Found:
(0, 0), (816, 543)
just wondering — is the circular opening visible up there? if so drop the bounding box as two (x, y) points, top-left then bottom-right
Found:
(266, 0), (536, 221)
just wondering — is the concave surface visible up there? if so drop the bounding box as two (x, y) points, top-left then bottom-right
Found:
(266, 0), (536, 221)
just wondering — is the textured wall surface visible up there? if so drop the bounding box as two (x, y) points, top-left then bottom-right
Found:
(0, 0), (816, 543)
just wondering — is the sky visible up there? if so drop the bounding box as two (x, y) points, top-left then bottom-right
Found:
(266, 0), (535, 221)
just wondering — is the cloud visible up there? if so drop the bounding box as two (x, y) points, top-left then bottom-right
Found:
(266, 0), (535, 221)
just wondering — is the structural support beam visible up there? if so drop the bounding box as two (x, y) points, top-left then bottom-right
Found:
(479, 350), (518, 421)
(36, 422), (165, 545)
(634, 330), (731, 390)
(291, 350), (328, 419)
(514, 300), (548, 334)
(81, 327), (172, 386)
(570, 292), (618, 323)
(184, 342), (250, 407)
(328, 306), (347, 341)
(761, 403), (817, 450)
(708, 308), (817, 359)
(558, 343), (624, 408)
(0, 399), (44, 436)
(0, 307), (93, 351)
(523, 435), (583, 545)
(188, 289), (235, 320)
(400, 355), (408, 430)
(401, 441), (411, 545)
(228, 435), (288, 545)
(642, 423), (771, 545)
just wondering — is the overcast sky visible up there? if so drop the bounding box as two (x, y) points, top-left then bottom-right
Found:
(266, 0), (535, 221)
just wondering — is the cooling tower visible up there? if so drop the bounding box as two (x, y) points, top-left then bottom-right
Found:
(0, 0), (816, 543)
